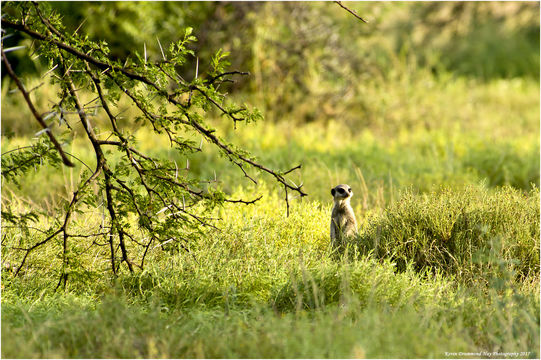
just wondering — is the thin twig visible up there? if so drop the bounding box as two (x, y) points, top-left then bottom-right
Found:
(334, 1), (368, 23)
(206, 71), (250, 84)
(284, 185), (290, 217)
(225, 195), (263, 205)
(283, 164), (302, 176)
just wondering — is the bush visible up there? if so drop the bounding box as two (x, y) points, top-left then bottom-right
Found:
(355, 185), (540, 282)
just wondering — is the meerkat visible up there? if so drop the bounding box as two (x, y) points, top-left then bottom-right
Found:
(330, 184), (358, 249)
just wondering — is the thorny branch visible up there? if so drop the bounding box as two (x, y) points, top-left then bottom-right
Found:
(3, 15), (307, 198)
(62, 55), (135, 274)
(1, 49), (75, 167)
(2, 4), (307, 288)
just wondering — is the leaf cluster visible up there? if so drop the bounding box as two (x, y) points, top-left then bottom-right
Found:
(1, 1), (304, 286)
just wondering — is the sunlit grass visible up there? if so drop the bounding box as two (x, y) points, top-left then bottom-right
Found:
(1, 49), (539, 359)
(2, 183), (539, 358)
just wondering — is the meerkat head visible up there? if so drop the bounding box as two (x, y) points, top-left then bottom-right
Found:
(331, 184), (353, 202)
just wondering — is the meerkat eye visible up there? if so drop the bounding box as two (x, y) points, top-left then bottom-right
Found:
(338, 188), (345, 194)
(348, 188), (352, 193)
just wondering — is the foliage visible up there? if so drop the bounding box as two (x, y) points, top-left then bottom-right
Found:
(2, 2), (539, 129)
(3, 74), (538, 208)
(6, 293), (535, 359)
(0, 2), (304, 286)
(2, 185), (539, 358)
(33, 2), (538, 82)
(355, 186), (540, 282)
(1, 2), (539, 358)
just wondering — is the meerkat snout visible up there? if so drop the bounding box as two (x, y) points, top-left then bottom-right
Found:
(330, 184), (358, 250)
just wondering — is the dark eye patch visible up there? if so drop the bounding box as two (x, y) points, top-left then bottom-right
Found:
(337, 188), (345, 194)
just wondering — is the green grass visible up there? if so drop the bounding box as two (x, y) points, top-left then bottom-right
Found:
(2, 54), (539, 358)
(356, 185), (540, 281)
(6, 292), (533, 359)
(2, 72), (540, 206)
(2, 184), (539, 358)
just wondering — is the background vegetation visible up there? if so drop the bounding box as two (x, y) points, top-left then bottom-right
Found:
(2, 2), (539, 358)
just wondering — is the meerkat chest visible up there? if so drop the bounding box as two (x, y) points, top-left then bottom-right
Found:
(332, 204), (354, 228)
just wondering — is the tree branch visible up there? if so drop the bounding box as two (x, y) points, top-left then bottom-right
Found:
(60, 57), (134, 274)
(334, 1), (368, 23)
(3, 17), (308, 198)
(3, 3), (308, 282)
(1, 49), (75, 167)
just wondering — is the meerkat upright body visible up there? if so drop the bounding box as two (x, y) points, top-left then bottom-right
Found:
(330, 184), (358, 249)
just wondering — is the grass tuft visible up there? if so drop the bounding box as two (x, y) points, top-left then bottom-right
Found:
(356, 185), (540, 282)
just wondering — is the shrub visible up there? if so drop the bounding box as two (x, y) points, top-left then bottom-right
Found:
(355, 185), (540, 282)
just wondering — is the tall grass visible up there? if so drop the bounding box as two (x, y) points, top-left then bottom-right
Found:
(2, 184), (539, 358)
(2, 25), (539, 358)
(356, 185), (540, 282)
(8, 291), (534, 359)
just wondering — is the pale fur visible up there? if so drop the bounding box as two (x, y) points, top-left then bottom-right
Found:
(330, 184), (358, 248)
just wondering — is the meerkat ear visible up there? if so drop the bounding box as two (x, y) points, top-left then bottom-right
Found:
(331, 188), (335, 196)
